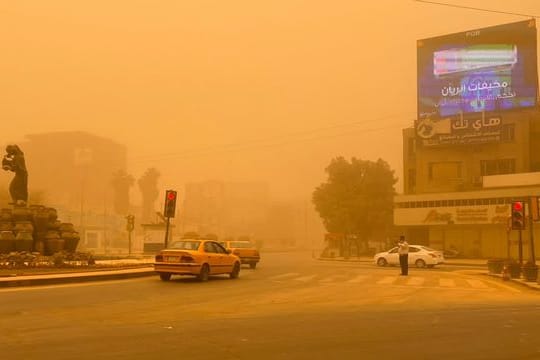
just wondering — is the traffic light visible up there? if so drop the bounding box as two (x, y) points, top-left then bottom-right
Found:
(125, 215), (135, 232)
(164, 190), (177, 218)
(511, 201), (525, 230)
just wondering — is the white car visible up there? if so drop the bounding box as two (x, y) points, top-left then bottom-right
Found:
(374, 245), (445, 268)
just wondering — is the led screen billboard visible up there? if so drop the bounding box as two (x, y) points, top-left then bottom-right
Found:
(417, 19), (538, 120)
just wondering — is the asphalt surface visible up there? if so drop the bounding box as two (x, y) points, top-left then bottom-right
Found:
(0, 254), (539, 291)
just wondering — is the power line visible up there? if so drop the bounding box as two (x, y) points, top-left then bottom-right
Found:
(414, 0), (540, 18)
(128, 120), (413, 164)
(128, 112), (414, 164)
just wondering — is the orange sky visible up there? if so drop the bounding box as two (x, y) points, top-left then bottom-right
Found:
(1, 0), (539, 200)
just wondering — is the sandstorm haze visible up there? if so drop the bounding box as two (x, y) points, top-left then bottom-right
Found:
(1, 0), (538, 198)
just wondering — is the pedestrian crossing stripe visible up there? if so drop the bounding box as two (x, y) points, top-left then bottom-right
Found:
(294, 275), (318, 282)
(406, 277), (425, 286)
(465, 279), (489, 289)
(266, 272), (500, 290)
(439, 278), (455, 287)
(268, 272), (300, 280)
(346, 275), (370, 283)
(376, 276), (396, 285)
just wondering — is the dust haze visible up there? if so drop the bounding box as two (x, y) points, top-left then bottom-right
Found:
(1, 0), (537, 245)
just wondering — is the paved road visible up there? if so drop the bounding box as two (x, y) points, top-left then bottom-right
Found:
(1, 252), (538, 360)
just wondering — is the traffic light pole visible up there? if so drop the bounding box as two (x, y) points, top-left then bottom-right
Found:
(164, 216), (170, 248)
(128, 229), (132, 256)
(518, 230), (523, 266)
(529, 197), (536, 264)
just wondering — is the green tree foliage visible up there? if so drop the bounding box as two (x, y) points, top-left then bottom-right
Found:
(312, 157), (397, 240)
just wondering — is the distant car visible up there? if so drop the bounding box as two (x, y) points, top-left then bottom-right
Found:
(373, 245), (445, 268)
(219, 240), (260, 269)
(154, 239), (241, 281)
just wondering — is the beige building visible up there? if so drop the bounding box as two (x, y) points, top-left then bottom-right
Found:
(21, 131), (127, 214)
(396, 110), (540, 259)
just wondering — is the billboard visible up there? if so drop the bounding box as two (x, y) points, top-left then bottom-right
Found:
(417, 19), (538, 120)
(415, 113), (503, 147)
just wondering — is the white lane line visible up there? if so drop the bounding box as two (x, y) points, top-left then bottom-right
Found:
(347, 275), (370, 283)
(294, 275), (317, 282)
(406, 277), (425, 286)
(466, 279), (489, 289)
(269, 272), (300, 280)
(439, 278), (456, 287)
(377, 276), (397, 285)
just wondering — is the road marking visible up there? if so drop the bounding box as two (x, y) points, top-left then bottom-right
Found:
(377, 276), (396, 285)
(294, 275), (317, 282)
(347, 275), (370, 283)
(439, 278), (456, 287)
(268, 273), (300, 280)
(466, 279), (489, 289)
(406, 277), (425, 286)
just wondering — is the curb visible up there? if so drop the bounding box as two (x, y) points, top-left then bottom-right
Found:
(0, 267), (156, 288)
(317, 257), (487, 267)
(486, 273), (540, 291)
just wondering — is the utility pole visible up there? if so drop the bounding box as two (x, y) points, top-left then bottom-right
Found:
(528, 197), (536, 264)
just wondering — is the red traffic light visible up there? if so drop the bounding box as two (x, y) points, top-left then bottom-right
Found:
(512, 201), (523, 211)
(164, 190), (178, 218)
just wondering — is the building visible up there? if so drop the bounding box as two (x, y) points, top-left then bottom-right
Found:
(180, 180), (319, 249)
(395, 20), (540, 259)
(22, 131), (127, 214)
(20, 131), (129, 253)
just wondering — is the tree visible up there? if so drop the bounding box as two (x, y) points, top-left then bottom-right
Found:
(111, 170), (135, 215)
(312, 157), (397, 254)
(138, 168), (160, 223)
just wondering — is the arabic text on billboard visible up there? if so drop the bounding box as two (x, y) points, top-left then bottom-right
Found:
(417, 20), (538, 120)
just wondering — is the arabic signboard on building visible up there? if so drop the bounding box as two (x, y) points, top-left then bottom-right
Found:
(394, 204), (510, 226)
(416, 113), (502, 146)
(417, 19), (538, 120)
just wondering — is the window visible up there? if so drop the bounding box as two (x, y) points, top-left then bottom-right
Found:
(408, 169), (416, 193)
(500, 124), (515, 142)
(172, 241), (201, 250)
(213, 242), (228, 254)
(408, 138), (416, 157)
(204, 242), (217, 253)
(429, 162), (462, 181)
(480, 159), (515, 176)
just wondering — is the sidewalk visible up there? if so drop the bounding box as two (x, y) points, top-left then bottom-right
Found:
(318, 256), (540, 291)
(0, 258), (155, 288)
(317, 255), (487, 267)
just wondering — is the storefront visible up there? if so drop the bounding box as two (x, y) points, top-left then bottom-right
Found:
(394, 186), (540, 258)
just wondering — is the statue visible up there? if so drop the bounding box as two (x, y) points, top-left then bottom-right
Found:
(2, 145), (28, 206)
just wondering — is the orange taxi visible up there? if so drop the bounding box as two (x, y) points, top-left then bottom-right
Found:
(154, 239), (241, 281)
(219, 240), (260, 269)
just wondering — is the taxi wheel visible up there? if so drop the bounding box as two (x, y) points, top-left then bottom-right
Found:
(415, 259), (427, 268)
(197, 264), (210, 282)
(159, 273), (171, 281)
(377, 258), (387, 267)
(249, 262), (257, 269)
(230, 262), (240, 279)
